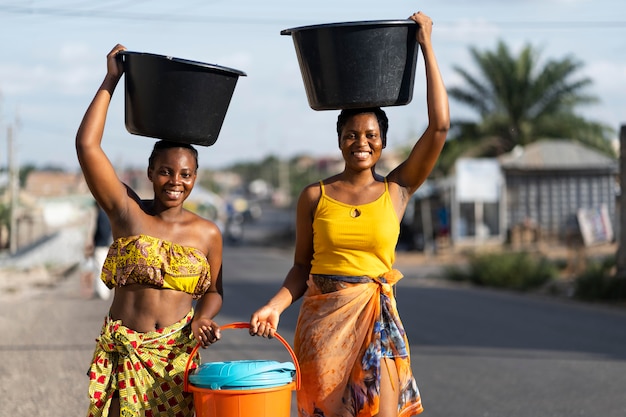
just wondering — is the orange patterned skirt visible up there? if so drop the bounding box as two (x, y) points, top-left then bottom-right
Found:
(294, 270), (423, 417)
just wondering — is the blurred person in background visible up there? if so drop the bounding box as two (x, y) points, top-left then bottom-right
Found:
(81, 202), (113, 300)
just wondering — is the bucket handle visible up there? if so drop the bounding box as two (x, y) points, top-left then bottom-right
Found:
(184, 321), (301, 392)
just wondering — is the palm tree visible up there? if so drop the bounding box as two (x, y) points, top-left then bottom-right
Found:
(439, 40), (615, 174)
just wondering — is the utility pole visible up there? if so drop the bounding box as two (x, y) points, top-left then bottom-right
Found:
(617, 125), (626, 278)
(8, 125), (19, 254)
(278, 158), (291, 207)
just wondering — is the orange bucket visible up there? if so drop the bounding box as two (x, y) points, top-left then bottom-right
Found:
(184, 322), (301, 417)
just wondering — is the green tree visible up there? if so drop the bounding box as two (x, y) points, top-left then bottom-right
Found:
(440, 40), (615, 173)
(19, 164), (36, 187)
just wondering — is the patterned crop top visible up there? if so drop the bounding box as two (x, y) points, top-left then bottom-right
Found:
(100, 234), (211, 299)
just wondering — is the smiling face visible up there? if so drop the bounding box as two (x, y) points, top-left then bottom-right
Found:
(338, 112), (384, 170)
(147, 147), (197, 208)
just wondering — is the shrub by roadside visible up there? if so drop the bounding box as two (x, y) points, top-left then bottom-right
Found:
(443, 250), (557, 291)
(574, 256), (626, 301)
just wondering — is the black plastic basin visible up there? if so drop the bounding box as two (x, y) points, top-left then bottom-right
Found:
(119, 51), (246, 146)
(281, 20), (418, 111)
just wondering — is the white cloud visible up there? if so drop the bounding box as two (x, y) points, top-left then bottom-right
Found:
(438, 18), (502, 44)
(587, 60), (626, 92)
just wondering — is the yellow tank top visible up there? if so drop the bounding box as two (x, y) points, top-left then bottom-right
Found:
(310, 178), (400, 277)
(100, 234), (211, 299)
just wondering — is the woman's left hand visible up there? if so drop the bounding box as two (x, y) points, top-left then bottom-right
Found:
(409, 11), (433, 44)
(192, 317), (221, 348)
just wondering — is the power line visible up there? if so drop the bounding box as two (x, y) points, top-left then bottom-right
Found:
(1, 4), (626, 29)
(0, 4), (287, 24)
(443, 20), (626, 30)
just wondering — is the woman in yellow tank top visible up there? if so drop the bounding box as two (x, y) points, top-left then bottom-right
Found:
(250, 11), (450, 417)
(76, 44), (224, 417)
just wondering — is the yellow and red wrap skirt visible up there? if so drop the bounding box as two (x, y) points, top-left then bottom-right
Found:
(86, 310), (199, 417)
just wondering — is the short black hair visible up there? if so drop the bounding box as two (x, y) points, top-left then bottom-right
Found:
(336, 107), (389, 148)
(148, 140), (199, 169)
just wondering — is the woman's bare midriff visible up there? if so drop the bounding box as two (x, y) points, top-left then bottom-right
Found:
(108, 285), (194, 332)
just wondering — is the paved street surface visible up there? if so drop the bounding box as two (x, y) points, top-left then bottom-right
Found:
(2, 233), (626, 416)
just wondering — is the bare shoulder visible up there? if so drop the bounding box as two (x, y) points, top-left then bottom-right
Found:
(185, 210), (223, 254)
(192, 213), (221, 236)
(298, 180), (324, 219)
(300, 179), (327, 206)
(301, 181), (322, 199)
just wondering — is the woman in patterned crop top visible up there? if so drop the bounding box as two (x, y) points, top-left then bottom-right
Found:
(250, 11), (449, 417)
(76, 44), (223, 417)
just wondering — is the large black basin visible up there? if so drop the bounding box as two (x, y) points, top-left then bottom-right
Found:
(281, 20), (419, 110)
(119, 51), (246, 146)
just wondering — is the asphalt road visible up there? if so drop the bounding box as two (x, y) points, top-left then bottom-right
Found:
(1, 243), (625, 417)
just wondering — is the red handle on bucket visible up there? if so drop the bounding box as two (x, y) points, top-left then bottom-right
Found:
(184, 322), (301, 392)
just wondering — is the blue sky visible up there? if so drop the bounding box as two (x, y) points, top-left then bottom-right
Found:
(0, 0), (625, 171)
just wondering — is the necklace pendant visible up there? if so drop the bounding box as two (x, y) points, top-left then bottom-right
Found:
(350, 208), (361, 218)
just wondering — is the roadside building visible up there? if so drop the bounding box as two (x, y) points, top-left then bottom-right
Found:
(499, 139), (618, 246)
(405, 139), (618, 251)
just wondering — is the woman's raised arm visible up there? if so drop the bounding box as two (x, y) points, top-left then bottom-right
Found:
(388, 12), (450, 195)
(76, 44), (131, 216)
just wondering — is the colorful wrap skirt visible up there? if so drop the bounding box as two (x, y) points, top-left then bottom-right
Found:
(294, 270), (423, 417)
(86, 310), (199, 417)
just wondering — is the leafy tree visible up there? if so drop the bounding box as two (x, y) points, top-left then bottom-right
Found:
(19, 164), (36, 187)
(440, 40), (615, 174)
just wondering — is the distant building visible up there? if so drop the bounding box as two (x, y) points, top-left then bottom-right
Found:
(406, 139), (619, 251)
(0, 170), (93, 252)
(24, 171), (89, 197)
(499, 139), (618, 244)
(450, 157), (504, 245)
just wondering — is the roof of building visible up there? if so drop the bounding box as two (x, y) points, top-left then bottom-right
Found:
(498, 139), (617, 171)
(24, 171), (90, 197)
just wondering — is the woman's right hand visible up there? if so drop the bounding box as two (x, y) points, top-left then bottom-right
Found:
(249, 305), (281, 339)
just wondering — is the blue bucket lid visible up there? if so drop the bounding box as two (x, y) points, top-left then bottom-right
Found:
(189, 360), (296, 390)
